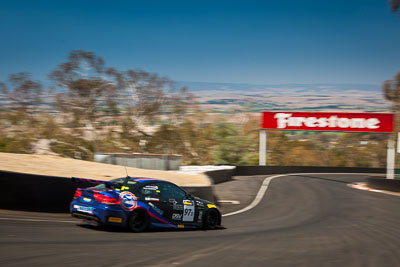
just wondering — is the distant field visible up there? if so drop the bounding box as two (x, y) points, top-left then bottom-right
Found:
(189, 82), (389, 114)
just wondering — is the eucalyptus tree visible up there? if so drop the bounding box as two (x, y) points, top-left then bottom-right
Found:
(48, 50), (124, 153)
(383, 72), (400, 135)
(0, 72), (42, 124)
(118, 69), (194, 155)
(120, 69), (193, 126)
(383, 72), (400, 110)
(391, 0), (400, 14)
(49, 50), (194, 155)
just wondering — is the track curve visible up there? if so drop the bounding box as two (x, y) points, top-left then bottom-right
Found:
(1, 173), (400, 267)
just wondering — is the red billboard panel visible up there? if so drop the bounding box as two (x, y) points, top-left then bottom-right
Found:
(261, 111), (394, 133)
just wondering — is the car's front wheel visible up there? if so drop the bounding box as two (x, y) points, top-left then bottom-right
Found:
(128, 210), (149, 232)
(203, 209), (219, 230)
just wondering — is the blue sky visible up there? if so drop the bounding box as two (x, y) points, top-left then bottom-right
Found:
(0, 0), (399, 85)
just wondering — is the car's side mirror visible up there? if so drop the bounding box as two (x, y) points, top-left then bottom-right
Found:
(186, 193), (194, 199)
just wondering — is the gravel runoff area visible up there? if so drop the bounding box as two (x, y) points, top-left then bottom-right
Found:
(0, 152), (211, 186)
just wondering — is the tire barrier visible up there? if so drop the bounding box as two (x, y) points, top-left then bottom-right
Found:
(0, 170), (216, 212)
(366, 177), (400, 192)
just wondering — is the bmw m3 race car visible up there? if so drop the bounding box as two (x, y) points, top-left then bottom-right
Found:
(70, 177), (221, 232)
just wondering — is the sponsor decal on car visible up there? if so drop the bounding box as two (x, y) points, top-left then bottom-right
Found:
(172, 213), (182, 220)
(142, 185), (160, 195)
(195, 200), (204, 207)
(173, 203), (184, 211)
(184, 200), (193, 205)
(143, 185), (158, 190)
(108, 217), (123, 223)
(83, 197), (91, 202)
(74, 205), (94, 214)
(148, 202), (164, 215)
(145, 197), (160, 202)
(178, 224), (184, 228)
(207, 204), (216, 209)
(119, 191), (137, 211)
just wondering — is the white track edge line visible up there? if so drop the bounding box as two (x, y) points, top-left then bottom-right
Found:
(222, 172), (372, 217)
(222, 174), (286, 217)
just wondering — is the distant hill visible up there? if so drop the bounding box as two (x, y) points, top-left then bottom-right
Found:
(176, 81), (381, 93)
(175, 81), (389, 113)
(0, 80), (387, 113)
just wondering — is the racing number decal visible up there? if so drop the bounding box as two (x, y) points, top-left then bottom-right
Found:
(183, 200), (195, 222)
(183, 207), (194, 220)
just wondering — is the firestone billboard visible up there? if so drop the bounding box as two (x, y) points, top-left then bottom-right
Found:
(261, 111), (394, 133)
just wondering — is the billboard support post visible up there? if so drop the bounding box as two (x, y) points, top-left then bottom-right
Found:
(259, 129), (267, 166)
(397, 132), (400, 153)
(387, 135), (395, 179)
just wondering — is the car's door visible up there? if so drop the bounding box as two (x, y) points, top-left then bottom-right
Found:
(156, 182), (195, 224)
(138, 183), (169, 218)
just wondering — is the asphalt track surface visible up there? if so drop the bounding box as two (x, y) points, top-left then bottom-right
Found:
(1, 173), (400, 267)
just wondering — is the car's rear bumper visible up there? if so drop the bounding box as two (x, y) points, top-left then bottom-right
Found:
(70, 201), (128, 227)
(71, 211), (101, 221)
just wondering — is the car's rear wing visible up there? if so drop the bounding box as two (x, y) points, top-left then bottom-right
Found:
(71, 177), (114, 187)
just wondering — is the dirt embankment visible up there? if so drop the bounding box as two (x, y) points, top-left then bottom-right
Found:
(0, 152), (211, 186)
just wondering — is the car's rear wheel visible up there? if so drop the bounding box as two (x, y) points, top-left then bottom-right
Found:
(204, 209), (219, 230)
(128, 210), (149, 232)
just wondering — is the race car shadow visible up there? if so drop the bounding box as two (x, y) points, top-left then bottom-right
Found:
(77, 223), (226, 233)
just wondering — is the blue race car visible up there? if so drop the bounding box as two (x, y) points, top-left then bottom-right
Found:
(70, 176), (221, 232)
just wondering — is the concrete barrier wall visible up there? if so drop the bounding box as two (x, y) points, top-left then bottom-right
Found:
(205, 169), (235, 184)
(205, 166), (386, 186)
(0, 166), (392, 213)
(366, 177), (400, 192)
(0, 170), (92, 212)
(234, 166), (386, 176)
(0, 170), (215, 212)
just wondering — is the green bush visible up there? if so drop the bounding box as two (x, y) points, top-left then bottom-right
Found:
(0, 135), (33, 153)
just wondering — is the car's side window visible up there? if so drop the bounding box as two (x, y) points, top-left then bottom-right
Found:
(157, 183), (187, 199)
(139, 183), (160, 196)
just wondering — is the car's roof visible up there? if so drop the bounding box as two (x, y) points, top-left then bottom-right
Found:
(124, 177), (167, 183)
